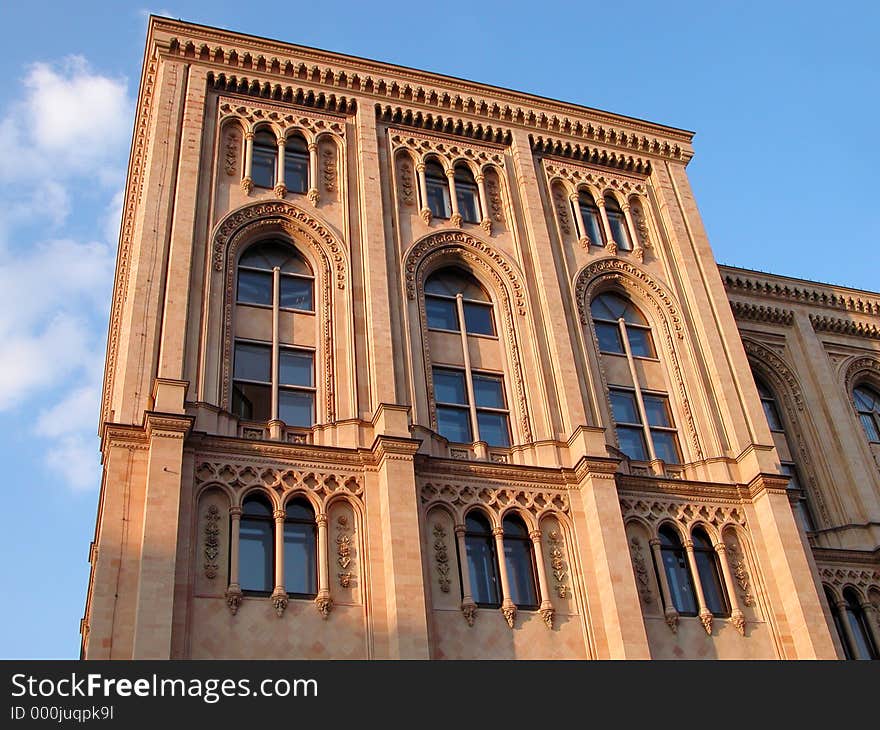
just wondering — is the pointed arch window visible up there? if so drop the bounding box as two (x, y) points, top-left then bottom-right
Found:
(853, 384), (880, 442)
(842, 588), (878, 660)
(657, 525), (697, 615)
(692, 528), (729, 617)
(283, 498), (317, 598)
(577, 191), (605, 247)
(251, 130), (277, 189)
(502, 514), (539, 609)
(463, 511), (501, 607)
(284, 134), (309, 194)
(425, 160), (451, 219)
(454, 165), (480, 224)
(239, 493), (274, 593)
(605, 195), (632, 251)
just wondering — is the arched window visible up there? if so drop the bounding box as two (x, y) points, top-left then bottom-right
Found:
(590, 292), (680, 463)
(853, 384), (880, 442)
(283, 498), (317, 598)
(502, 514), (539, 609)
(454, 165), (480, 223)
(590, 292), (654, 357)
(691, 528), (729, 617)
(284, 134), (310, 194)
(463, 512), (500, 607)
(239, 493), (274, 593)
(232, 239), (316, 427)
(604, 195), (632, 251)
(842, 588), (878, 660)
(756, 377), (784, 432)
(577, 191), (605, 246)
(425, 160), (451, 219)
(251, 130), (277, 189)
(657, 525), (697, 615)
(425, 268), (494, 336)
(825, 586), (853, 659)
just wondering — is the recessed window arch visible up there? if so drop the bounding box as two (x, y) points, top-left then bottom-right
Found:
(590, 291), (655, 358)
(424, 159), (451, 219)
(691, 527), (729, 617)
(656, 524), (697, 615)
(284, 133), (309, 194)
(576, 189), (605, 247)
(841, 587), (878, 660)
(462, 510), (501, 607)
(604, 195), (632, 251)
(232, 238), (316, 428)
(502, 513), (539, 609)
(238, 492), (274, 593)
(454, 164), (481, 224)
(251, 129), (277, 189)
(283, 497), (317, 598)
(425, 268), (495, 336)
(853, 384), (880, 443)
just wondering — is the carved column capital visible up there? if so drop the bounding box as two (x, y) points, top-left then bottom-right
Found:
(568, 192), (580, 203)
(454, 524), (467, 537)
(244, 131), (255, 141)
(475, 174), (485, 184)
(461, 601), (477, 627)
(415, 162), (426, 173)
(229, 506), (243, 518)
(276, 137), (286, 147)
(648, 537), (661, 548)
(316, 513), (328, 527)
(502, 604), (517, 629)
(699, 610), (713, 635)
(731, 608), (746, 636)
(492, 527), (505, 538)
(240, 177), (254, 194)
(307, 142), (318, 152)
(270, 589), (289, 617)
(528, 529), (542, 541)
(445, 168), (456, 179)
(225, 585), (243, 615)
(273, 509), (285, 521)
(594, 196), (606, 208)
(713, 542), (727, 555)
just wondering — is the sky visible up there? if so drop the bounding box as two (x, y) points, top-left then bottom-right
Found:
(0, 1), (877, 658)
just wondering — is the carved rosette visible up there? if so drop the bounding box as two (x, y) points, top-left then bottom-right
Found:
(433, 524), (451, 593)
(204, 505), (220, 579)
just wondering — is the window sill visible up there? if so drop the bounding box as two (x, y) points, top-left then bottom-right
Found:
(235, 301), (316, 316)
(427, 327), (499, 340)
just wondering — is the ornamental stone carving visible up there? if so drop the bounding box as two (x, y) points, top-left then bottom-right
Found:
(389, 130), (505, 169)
(629, 536), (652, 604)
(433, 524), (451, 593)
(224, 130), (239, 176)
(218, 99), (346, 140)
(420, 481), (569, 517)
(203, 505), (221, 579)
(544, 161), (648, 199)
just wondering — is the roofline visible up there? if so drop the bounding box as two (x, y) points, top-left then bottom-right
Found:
(146, 15), (696, 144)
(718, 263), (880, 299)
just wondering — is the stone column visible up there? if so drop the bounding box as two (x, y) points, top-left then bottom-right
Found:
(446, 168), (462, 227)
(493, 527), (517, 628)
(684, 539), (713, 635)
(570, 192), (590, 247)
(274, 136), (287, 198)
(714, 541), (746, 635)
(596, 196), (617, 254)
(270, 509), (288, 616)
(530, 529), (554, 629)
(455, 524), (477, 626)
(241, 131), (254, 193)
(621, 201), (642, 259)
(416, 162), (431, 224)
(649, 537), (680, 632)
(307, 142), (319, 204)
(475, 173), (491, 233)
(225, 506), (242, 614)
(315, 513), (332, 618)
(859, 599), (880, 653)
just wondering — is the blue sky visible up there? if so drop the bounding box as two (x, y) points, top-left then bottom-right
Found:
(0, 1), (877, 658)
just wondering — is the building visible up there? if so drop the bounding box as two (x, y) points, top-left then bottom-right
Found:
(80, 16), (880, 659)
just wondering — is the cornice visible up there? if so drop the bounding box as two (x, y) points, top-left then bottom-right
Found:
(720, 266), (880, 316)
(189, 432), (365, 468)
(617, 474), (743, 503)
(729, 300), (794, 326)
(532, 135), (660, 172)
(813, 547), (880, 567)
(147, 17), (694, 163)
(809, 314), (880, 340)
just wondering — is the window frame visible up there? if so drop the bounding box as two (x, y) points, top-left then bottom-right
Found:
(424, 270), (497, 339)
(461, 511), (502, 609)
(590, 292), (657, 360)
(432, 365), (511, 447)
(424, 160), (452, 220)
(453, 165), (481, 224)
(251, 130), (278, 190)
(853, 384), (880, 443)
(656, 524), (698, 617)
(235, 240), (315, 314)
(283, 134), (310, 195)
(501, 513), (540, 610)
(282, 497), (318, 599)
(238, 492), (275, 596)
(608, 386), (681, 464)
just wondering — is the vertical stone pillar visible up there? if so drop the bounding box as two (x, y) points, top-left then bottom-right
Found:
(475, 173), (491, 233)
(274, 137), (287, 197)
(530, 529), (555, 629)
(714, 542), (746, 635)
(315, 514), (332, 618)
(131, 408), (193, 658)
(649, 537), (679, 631)
(455, 524), (477, 626)
(569, 464), (651, 658)
(241, 131), (254, 193)
(683, 539), (713, 635)
(416, 162), (431, 224)
(446, 168), (462, 227)
(307, 141), (319, 204)
(493, 527), (517, 628)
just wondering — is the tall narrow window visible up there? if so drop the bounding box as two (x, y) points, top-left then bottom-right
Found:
(284, 134), (309, 194)
(463, 512), (500, 607)
(691, 528), (729, 617)
(425, 160), (451, 219)
(251, 130), (277, 189)
(283, 498), (317, 598)
(756, 378), (785, 431)
(825, 586), (853, 659)
(609, 388), (681, 464)
(842, 588), (878, 660)
(433, 367), (472, 443)
(853, 385), (880, 442)
(502, 514), (538, 609)
(454, 165), (480, 223)
(657, 525), (697, 615)
(577, 191), (605, 246)
(237, 240), (314, 312)
(605, 195), (632, 251)
(239, 493), (274, 593)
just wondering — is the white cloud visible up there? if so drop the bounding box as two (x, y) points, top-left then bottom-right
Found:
(44, 433), (100, 492)
(36, 383), (101, 439)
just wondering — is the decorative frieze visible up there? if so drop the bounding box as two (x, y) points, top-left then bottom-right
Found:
(219, 99), (346, 139)
(420, 480), (569, 517)
(810, 314), (880, 341)
(389, 130), (505, 168)
(730, 300), (794, 326)
(544, 161), (648, 198)
(619, 497), (747, 530)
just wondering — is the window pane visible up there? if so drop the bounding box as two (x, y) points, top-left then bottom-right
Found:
(434, 370), (467, 405)
(279, 350), (313, 387)
(463, 302), (495, 335)
(579, 203), (604, 246)
(280, 276), (313, 310)
(437, 406), (472, 443)
(617, 425), (648, 461)
(762, 399), (784, 431)
(466, 534), (500, 606)
(284, 523), (317, 596)
(239, 518), (273, 592)
(456, 186), (480, 223)
(237, 269), (272, 305)
(643, 396), (671, 427)
(252, 148), (276, 189)
(232, 382), (271, 421)
(610, 390), (640, 424)
(234, 343), (271, 382)
(477, 411), (510, 447)
(853, 386), (877, 411)
(473, 375), (505, 409)
(426, 179), (451, 218)
(627, 327), (655, 357)
(860, 414), (880, 442)
(426, 296), (459, 331)
(595, 321), (624, 353)
(504, 539), (538, 608)
(661, 546), (697, 615)
(779, 462), (802, 491)
(695, 548), (728, 616)
(279, 389), (314, 427)
(426, 269), (490, 301)
(651, 430), (681, 464)
(609, 213), (632, 251)
(284, 153), (309, 194)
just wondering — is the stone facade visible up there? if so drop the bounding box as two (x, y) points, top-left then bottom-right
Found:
(80, 17), (879, 659)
